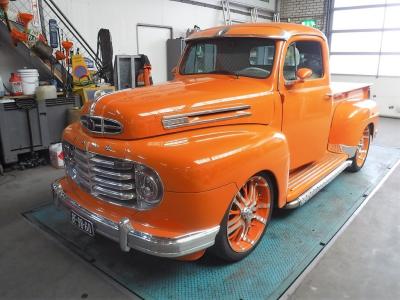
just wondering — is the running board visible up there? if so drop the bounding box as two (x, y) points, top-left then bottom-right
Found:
(283, 160), (352, 209)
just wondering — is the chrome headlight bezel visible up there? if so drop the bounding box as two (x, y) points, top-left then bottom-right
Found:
(134, 163), (164, 210)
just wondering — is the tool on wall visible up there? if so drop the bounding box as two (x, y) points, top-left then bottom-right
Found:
(10, 28), (28, 44)
(0, 0), (11, 32)
(96, 28), (114, 84)
(17, 12), (33, 33)
(48, 19), (59, 48)
(61, 40), (73, 92)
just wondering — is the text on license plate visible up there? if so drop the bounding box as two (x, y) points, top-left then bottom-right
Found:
(71, 211), (95, 236)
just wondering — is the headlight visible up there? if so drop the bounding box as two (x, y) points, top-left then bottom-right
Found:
(134, 164), (164, 209)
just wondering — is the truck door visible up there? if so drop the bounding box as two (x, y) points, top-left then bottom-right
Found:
(278, 37), (332, 170)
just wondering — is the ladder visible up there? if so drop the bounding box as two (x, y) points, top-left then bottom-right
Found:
(221, 0), (232, 25)
(2, 0), (102, 84)
(221, 0), (263, 25)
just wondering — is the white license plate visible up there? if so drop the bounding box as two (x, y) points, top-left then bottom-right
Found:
(71, 211), (95, 236)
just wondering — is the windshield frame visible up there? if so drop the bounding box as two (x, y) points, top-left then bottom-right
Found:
(179, 37), (277, 79)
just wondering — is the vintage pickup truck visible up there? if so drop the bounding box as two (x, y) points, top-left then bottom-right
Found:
(52, 23), (378, 262)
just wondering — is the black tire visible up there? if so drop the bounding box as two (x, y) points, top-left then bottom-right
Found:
(347, 126), (371, 173)
(210, 173), (275, 262)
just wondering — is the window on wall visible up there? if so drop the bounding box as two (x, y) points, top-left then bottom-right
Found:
(330, 1), (400, 76)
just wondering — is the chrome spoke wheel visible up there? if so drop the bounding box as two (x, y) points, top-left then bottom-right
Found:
(356, 127), (371, 167)
(227, 176), (271, 253)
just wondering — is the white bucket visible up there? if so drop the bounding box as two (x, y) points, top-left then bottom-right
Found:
(17, 69), (39, 95)
(49, 143), (64, 169)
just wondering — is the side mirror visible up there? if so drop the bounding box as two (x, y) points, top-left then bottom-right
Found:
(296, 68), (313, 81)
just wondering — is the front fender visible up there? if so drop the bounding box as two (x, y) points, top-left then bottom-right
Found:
(329, 99), (378, 146)
(126, 124), (290, 207)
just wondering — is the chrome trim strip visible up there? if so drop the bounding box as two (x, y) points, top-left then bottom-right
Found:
(162, 105), (252, 129)
(52, 180), (220, 257)
(284, 160), (352, 209)
(164, 105), (251, 119)
(92, 185), (136, 201)
(92, 176), (134, 191)
(91, 167), (133, 180)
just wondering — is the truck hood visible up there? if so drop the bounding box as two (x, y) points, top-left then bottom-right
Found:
(80, 76), (276, 139)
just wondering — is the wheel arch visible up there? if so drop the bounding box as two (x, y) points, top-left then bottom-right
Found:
(329, 99), (378, 146)
(368, 122), (375, 139)
(258, 170), (280, 210)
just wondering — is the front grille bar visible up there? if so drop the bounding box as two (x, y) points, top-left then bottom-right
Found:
(63, 142), (136, 205)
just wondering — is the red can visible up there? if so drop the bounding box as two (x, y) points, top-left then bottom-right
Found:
(9, 73), (23, 96)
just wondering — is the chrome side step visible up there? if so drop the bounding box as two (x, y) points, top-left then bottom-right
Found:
(283, 160), (352, 209)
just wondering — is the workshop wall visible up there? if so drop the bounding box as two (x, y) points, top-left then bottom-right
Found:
(52, 0), (275, 56)
(279, 0), (328, 32)
(330, 75), (400, 118)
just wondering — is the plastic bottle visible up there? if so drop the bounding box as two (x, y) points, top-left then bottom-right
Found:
(9, 73), (23, 96)
(0, 75), (4, 97)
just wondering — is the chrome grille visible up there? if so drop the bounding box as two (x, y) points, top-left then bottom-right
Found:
(63, 142), (136, 205)
(80, 115), (122, 135)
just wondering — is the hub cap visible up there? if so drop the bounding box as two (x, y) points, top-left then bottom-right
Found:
(356, 127), (370, 167)
(227, 176), (271, 253)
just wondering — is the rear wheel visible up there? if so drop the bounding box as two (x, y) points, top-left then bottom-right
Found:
(347, 126), (371, 172)
(211, 174), (274, 262)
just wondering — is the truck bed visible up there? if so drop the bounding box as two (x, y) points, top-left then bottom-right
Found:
(330, 82), (372, 98)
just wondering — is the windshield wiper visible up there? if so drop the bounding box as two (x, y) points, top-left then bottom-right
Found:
(208, 70), (240, 79)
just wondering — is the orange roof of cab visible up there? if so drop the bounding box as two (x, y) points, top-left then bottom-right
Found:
(187, 22), (325, 41)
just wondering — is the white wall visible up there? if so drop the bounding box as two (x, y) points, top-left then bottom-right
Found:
(53, 0), (275, 55)
(332, 75), (400, 118)
(50, 0), (275, 82)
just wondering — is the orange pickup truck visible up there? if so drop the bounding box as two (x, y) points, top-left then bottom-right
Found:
(52, 23), (378, 262)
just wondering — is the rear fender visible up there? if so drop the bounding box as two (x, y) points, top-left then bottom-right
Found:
(329, 99), (378, 146)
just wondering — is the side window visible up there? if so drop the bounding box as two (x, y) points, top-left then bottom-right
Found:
(183, 43), (216, 74)
(283, 43), (299, 80)
(283, 41), (324, 81)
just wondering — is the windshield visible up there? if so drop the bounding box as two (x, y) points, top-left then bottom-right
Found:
(180, 38), (276, 79)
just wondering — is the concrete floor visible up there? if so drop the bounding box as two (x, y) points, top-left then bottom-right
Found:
(0, 117), (399, 300)
(287, 117), (400, 300)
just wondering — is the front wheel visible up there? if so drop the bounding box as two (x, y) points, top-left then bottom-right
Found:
(211, 174), (274, 262)
(347, 126), (371, 173)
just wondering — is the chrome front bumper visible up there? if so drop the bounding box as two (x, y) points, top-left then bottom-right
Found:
(51, 180), (220, 257)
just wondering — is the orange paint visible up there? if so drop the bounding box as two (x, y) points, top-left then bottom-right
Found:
(58, 23), (378, 259)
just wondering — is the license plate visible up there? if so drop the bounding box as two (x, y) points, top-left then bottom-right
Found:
(71, 211), (95, 236)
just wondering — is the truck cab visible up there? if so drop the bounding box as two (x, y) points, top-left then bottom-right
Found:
(52, 23), (378, 262)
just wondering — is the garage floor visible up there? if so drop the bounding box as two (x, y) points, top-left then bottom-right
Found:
(0, 117), (399, 300)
